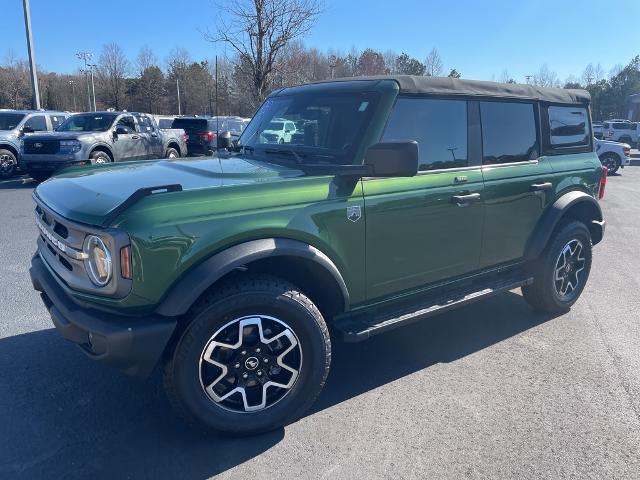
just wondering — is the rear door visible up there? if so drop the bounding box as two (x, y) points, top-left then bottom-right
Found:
(478, 100), (553, 268)
(363, 97), (485, 300)
(135, 114), (163, 158)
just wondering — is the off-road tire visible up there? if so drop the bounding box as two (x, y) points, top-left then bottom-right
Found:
(90, 150), (111, 165)
(522, 221), (592, 313)
(163, 274), (331, 435)
(0, 148), (18, 179)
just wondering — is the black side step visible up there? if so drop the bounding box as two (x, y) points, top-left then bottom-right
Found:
(336, 274), (533, 342)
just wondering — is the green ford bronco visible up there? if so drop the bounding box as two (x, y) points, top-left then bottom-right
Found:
(30, 76), (607, 435)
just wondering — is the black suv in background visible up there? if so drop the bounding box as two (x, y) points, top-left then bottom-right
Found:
(172, 116), (248, 156)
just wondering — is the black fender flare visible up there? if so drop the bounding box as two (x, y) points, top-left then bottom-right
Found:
(525, 190), (604, 260)
(156, 238), (350, 317)
(89, 143), (114, 160)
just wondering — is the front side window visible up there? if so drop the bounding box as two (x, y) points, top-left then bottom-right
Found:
(382, 98), (468, 171)
(24, 115), (47, 132)
(135, 115), (155, 132)
(548, 105), (589, 148)
(481, 101), (537, 164)
(49, 115), (66, 129)
(238, 92), (379, 164)
(57, 113), (117, 132)
(116, 116), (136, 133)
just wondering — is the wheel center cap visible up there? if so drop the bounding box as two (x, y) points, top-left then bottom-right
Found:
(244, 357), (259, 370)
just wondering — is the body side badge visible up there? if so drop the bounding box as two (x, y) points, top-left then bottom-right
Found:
(347, 205), (362, 223)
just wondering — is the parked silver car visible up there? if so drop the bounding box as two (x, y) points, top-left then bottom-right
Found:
(0, 110), (69, 178)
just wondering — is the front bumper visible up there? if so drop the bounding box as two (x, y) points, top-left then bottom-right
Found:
(21, 153), (87, 172)
(29, 254), (176, 378)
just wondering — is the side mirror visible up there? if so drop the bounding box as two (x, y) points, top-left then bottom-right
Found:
(21, 125), (34, 135)
(114, 126), (129, 135)
(217, 131), (232, 150)
(363, 141), (419, 177)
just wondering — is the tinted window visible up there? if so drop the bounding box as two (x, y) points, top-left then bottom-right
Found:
(481, 102), (537, 164)
(172, 118), (208, 132)
(614, 122), (633, 130)
(548, 106), (589, 148)
(382, 98), (468, 170)
(49, 115), (66, 129)
(158, 119), (173, 129)
(136, 115), (155, 132)
(0, 113), (25, 130)
(24, 115), (47, 132)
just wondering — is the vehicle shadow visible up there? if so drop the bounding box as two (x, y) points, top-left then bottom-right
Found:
(0, 175), (37, 190)
(0, 291), (558, 479)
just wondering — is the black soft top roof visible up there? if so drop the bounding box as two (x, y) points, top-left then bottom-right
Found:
(299, 75), (590, 105)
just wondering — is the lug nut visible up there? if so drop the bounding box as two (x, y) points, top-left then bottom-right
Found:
(257, 371), (263, 377)
(240, 350), (247, 355)
(263, 358), (269, 363)
(242, 373), (248, 379)
(234, 363), (240, 369)
(255, 347), (261, 353)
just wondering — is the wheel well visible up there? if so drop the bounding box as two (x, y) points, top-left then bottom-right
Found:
(188, 255), (347, 322)
(600, 151), (620, 163)
(0, 144), (19, 159)
(557, 201), (603, 244)
(90, 146), (113, 161)
(167, 142), (180, 153)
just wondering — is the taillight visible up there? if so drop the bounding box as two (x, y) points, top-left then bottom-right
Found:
(120, 246), (132, 279)
(598, 165), (607, 200)
(200, 131), (216, 141)
(182, 132), (187, 143)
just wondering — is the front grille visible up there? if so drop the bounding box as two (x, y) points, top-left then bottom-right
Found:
(24, 139), (60, 154)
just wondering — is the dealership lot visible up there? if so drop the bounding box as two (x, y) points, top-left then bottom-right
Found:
(1, 163), (640, 479)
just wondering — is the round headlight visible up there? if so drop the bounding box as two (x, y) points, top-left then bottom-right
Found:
(83, 235), (112, 286)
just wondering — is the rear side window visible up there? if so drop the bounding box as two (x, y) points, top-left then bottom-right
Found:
(382, 98), (468, 171)
(158, 118), (173, 129)
(547, 106), (589, 148)
(136, 115), (155, 132)
(480, 101), (537, 164)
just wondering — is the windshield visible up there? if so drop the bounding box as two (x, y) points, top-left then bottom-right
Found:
(238, 91), (378, 164)
(0, 113), (25, 131)
(57, 113), (117, 132)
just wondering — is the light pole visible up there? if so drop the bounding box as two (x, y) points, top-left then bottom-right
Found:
(68, 80), (77, 111)
(22, 0), (41, 109)
(87, 64), (97, 111)
(76, 52), (93, 111)
(176, 78), (182, 115)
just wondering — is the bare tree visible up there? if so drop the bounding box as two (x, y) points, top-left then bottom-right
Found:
(97, 43), (130, 110)
(424, 48), (443, 76)
(609, 64), (623, 79)
(207, 0), (322, 106)
(582, 63), (595, 86)
(1, 50), (30, 109)
(136, 45), (158, 75)
(533, 64), (559, 88)
(594, 63), (605, 83)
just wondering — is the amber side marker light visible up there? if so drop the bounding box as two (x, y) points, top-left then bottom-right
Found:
(120, 246), (132, 279)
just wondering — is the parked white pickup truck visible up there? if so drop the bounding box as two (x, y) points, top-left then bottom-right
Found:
(595, 137), (631, 175)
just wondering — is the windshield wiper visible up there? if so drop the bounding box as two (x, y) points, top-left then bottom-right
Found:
(264, 148), (306, 164)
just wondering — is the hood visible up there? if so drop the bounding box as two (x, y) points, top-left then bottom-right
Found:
(34, 156), (302, 226)
(596, 138), (630, 147)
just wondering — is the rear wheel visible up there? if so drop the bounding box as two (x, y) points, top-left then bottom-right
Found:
(90, 150), (111, 165)
(599, 153), (620, 175)
(165, 147), (179, 159)
(522, 221), (592, 313)
(0, 149), (17, 179)
(163, 274), (331, 435)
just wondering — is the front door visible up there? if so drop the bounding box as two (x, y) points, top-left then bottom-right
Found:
(112, 115), (142, 161)
(363, 97), (484, 300)
(477, 100), (553, 268)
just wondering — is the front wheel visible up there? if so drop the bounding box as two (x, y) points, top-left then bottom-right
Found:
(0, 149), (18, 179)
(522, 221), (592, 313)
(90, 150), (111, 165)
(163, 274), (331, 435)
(599, 153), (620, 175)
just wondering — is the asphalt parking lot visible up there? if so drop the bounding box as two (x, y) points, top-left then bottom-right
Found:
(1, 160), (640, 480)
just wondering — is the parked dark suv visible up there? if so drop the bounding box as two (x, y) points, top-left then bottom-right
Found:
(173, 116), (247, 156)
(30, 76), (606, 435)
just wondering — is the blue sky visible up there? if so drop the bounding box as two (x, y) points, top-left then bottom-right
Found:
(3, 0), (639, 82)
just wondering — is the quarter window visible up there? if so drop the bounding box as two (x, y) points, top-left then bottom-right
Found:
(480, 101), (537, 164)
(49, 115), (66, 129)
(547, 106), (589, 148)
(382, 98), (468, 171)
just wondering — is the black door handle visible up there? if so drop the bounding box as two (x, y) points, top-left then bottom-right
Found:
(530, 182), (552, 192)
(451, 193), (481, 206)
(131, 135), (140, 140)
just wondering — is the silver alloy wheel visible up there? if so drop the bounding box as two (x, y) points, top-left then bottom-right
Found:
(0, 153), (16, 174)
(601, 155), (617, 175)
(554, 239), (586, 300)
(199, 315), (303, 413)
(94, 156), (108, 164)
(168, 151), (177, 158)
